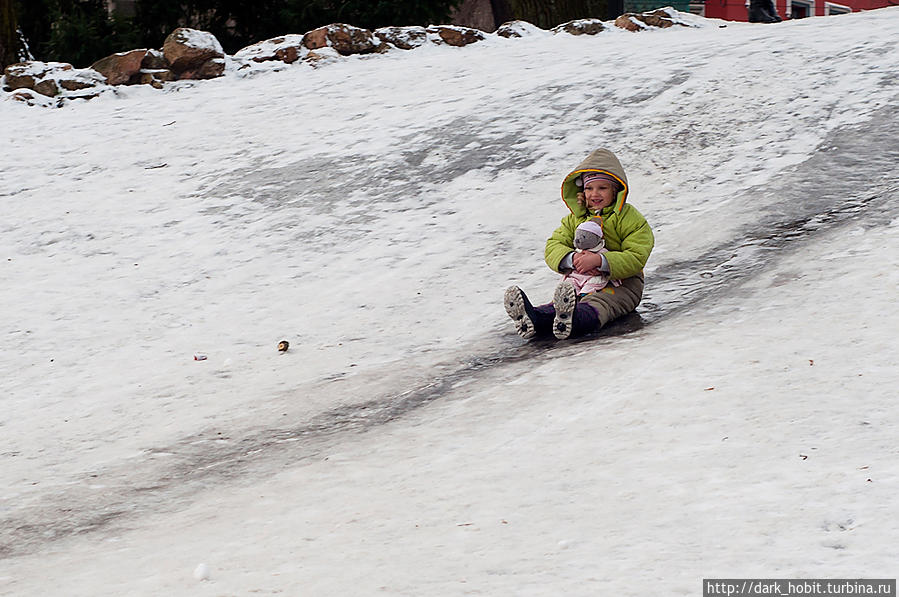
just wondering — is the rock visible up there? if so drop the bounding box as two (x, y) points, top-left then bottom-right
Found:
(59, 78), (98, 91)
(136, 68), (176, 88)
(3, 61), (109, 105)
(303, 23), (380, 55)
(59, 69), (106, 90)
(178, 57), (225, 80)
(374, 26), (428, 50)
(163, 28), (225, 77)
(270, 46), (299, 63)
(426, 25), (485, 47)
(275, 46), (301, 63)
(552, 18), (606, 35)
(615, 9), (690, 31)
(303, 47), (343, 68)
(3, 61), (105, 98)
(234, 34), (306, 64)
(91, 49), (148, 85)
(494, 20), (546, 38)
(33, 79), (59, 97)
(614, 13), (658, 30)
(9, 88), (36, 101)
(8, 88), (55, 107)
(141, 49), (169, 70)
(4, 61), (72, 90)
(58, 88), (106, 101)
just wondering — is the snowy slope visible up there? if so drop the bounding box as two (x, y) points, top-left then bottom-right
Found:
(1, 8), (898, 595)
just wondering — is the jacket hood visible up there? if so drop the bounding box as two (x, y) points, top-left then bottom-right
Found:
(560, 148), (629, 216)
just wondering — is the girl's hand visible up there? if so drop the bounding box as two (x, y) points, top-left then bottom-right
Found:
(572, 251), (604, 275)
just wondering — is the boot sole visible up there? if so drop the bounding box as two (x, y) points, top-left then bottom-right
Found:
(504, 286), (536, 339)
(552, 282), (577, 340)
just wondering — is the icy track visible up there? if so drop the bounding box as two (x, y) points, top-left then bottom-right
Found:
(1, 8), (898, 595)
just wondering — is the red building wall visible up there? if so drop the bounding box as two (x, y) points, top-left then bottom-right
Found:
(703, 0), (894, 21)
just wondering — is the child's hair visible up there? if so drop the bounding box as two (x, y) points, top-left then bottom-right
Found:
(576, 181), (622, 209)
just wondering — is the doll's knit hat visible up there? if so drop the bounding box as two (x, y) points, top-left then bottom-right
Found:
(576, 220), (604, 237)
(577, 171), (618, 187)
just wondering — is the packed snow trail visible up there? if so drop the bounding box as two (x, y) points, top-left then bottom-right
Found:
(2, 105), (897, 561)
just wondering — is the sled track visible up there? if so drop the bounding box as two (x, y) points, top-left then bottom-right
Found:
(3, 111), (897, 560)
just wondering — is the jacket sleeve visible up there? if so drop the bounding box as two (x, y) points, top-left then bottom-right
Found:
(604, 206), (654, 279)
(545, 214), (578, 273)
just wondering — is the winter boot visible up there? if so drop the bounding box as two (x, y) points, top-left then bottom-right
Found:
(553, 282), (602, 339)
(552, 281), (578, 339)
(504, 286), (541, 339)
(570, 302), (600, 338)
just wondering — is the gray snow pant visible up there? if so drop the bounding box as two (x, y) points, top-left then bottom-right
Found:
(579, 274), (644, 329)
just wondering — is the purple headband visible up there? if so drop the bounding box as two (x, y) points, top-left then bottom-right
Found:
(578, 171), (618, 187)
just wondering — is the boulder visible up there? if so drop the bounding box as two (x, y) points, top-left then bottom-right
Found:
(426, 25), (485, 47)
(303, 47), (343, 68)
(136, 68), (177, 88)
(495, 20), (546, 38)
(234, 34), (306, 64)
(90, 49), (148, 85)
(2, 61), (105, 98)
(59, 78), (100, 91)
(9, 88), (36, 101)
(163, 28), (225, 77)
(552, 18), (606, 35)
(33, 79), (59, 97)
(52, 68), (105, 97)
(374, 26), (428, 50)
(8, 88), (55, 107)
(4, 61), (72, 91)
(141, 49), (169, 70)
(274, 46), (301, 63)
(615, 9), (690, 31)
(177, 57), (226, 80)
(303, 23), (380, 55)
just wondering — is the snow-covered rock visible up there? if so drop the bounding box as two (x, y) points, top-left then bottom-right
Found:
(551, 18), (607, 35)
(303, 46), (344, 68)
(494, 20), (549, 38)
(374, 26), (429, 50)
(234, 34), (308, 64)
(615, 7), (696, 31)
(426, 25), (486, 47)
(90, 49), (149, 85)
(302, 23), (383, 55)
(4, 61), (73, 91)
(163, 28), (226, 79)
(2, 61), (110, 102)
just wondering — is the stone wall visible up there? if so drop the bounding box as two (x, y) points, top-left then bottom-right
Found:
(2, 8), (694, 107)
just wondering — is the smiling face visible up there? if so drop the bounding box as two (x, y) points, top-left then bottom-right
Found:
(583, 179), (617, 212)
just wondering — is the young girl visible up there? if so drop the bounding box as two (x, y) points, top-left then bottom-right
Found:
(504, 148), (654, 340)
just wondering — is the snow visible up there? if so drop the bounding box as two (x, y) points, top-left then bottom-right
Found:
(232, 34), (308, 63)
(5, 61), (71, 77)
(176, 28), (224, 54)
(496, 20), (551, 38)
(1, 7), (898, 594)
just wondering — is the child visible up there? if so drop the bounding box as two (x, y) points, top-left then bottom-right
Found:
(504, 148), (654, 340)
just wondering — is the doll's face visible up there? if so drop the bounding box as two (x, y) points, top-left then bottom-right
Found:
(575, 229), (603, 251)
(583, 180), (616, 211)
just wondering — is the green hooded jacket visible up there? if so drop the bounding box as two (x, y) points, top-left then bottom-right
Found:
(545, 149), (654, 280)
